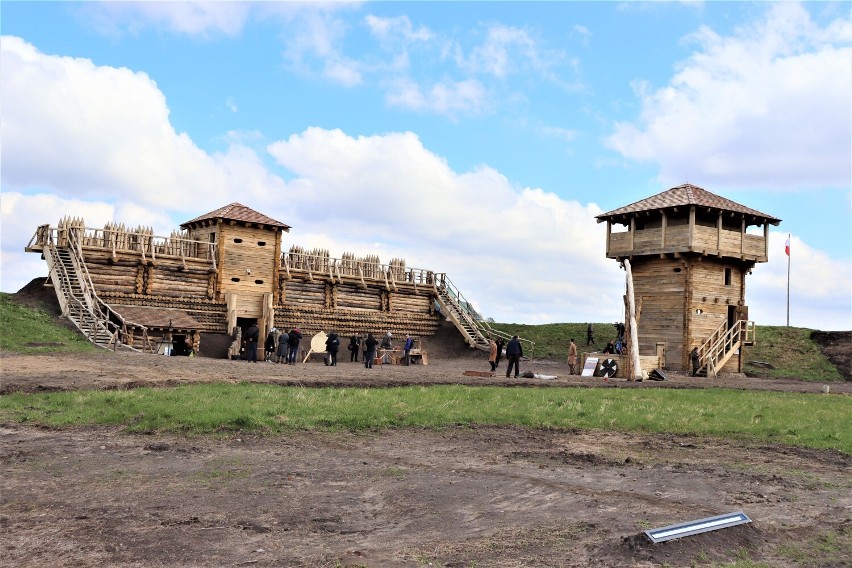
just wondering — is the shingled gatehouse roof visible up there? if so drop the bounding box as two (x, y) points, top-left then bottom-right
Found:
(181, 203), (291, 231)
(596, 184), (781, 226)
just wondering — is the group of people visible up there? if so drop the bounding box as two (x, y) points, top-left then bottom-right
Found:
(487, 335), (523, 378)
(241, 325), (302, 364)
(245, 325), (416, 369)
(355, 332), (416, 369)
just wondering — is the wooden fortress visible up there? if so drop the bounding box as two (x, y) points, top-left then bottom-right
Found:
(596, 184), (781, 374)
(26, 203), (450, 357)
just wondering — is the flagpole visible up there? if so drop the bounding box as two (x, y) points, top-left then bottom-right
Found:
(786, 233), (790, 327)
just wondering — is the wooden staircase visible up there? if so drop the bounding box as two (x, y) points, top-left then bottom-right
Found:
(433, 274), (533, 357)
(696, 319), (755, 377)
(43, 229), (148, 352)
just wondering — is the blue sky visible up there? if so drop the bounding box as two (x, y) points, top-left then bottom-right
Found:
(2, 1), (850, 330)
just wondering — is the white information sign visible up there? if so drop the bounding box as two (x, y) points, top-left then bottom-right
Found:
(581, 357), (599, 377)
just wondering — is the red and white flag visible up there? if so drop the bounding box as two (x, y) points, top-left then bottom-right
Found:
(784, 237), (790, 256)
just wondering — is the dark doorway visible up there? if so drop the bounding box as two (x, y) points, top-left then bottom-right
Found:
(235, 318), (258, 361)
(727, 305), (737, 329)
(236, 317), (258, 337)
(171, 334), (193, 356)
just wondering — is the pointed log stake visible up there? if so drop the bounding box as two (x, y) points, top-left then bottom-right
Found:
(623, 259), (642, 381)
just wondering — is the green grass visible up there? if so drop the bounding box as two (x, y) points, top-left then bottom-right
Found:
(0, 292), (94, 354)
(2, 383), (849, 453)
(741, 326), (844, 381)
(486, 322), (610, 359)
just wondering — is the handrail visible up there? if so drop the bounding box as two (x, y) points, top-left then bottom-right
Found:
(698, 319), (753, 377)
(62, 230), (151, 352)
(281, 250), (436, 287)
(29, 225), (216, 264)
(432, 272), (535, 357)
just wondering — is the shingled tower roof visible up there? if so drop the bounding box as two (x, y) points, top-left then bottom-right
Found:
(181, 203), (291, 231)
(596, 184), (781, 226)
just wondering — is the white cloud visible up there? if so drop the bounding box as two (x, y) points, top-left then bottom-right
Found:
(385, 77), (487, 116)
(1, 33), (846, 329)
(0, 36), (282, 212)
(607, 2), (852, 189)
(365, 14), (432, 44)
(461, 25), (542, 78)
(747, 232), (852, 330)
(266, 127), (624, 324)
(79, 1), (250, 38)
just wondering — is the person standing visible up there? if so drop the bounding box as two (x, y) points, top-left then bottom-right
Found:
(264, 327), (277, 362)
(691, 347), (700, 377)
(276, 329), (289, 363)
(325, 332), (340, 366)
(586, 323), (595, 346)
(348, 335), (361, 362)
(495, 337), (505, 368)
(567, 338), (577, 375)
(364, 333), (379, 369)
(488, 338), (498, 372)
(245, 322), (260, 363)
(287, 327), (302, 364)
(505, 335), (522, 378)
(403, 334), (414, 366)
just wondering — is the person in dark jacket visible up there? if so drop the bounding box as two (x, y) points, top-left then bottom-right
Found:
(364, 333), (379, 369)
(264, 328), (277, 362)
(691, 347), (701, 376)
(277, 331), (290, 363)
(325, 332), (340, 366)
(287, 327), (302, 364)
(348, 335), (361, 362)
(495, 337), (505, 368)
(505, 335), (522, 378)
(403, 334), (414, 366)
(245, 323), (260, 363)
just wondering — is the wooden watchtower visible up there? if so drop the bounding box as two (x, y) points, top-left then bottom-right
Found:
(596, 184), (781, 374)
(180, 203), (290, 336)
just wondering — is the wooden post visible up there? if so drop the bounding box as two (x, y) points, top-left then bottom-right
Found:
(226, 292), (237, 336)
(623, 259), (642, 381)
(716, 212), (722, 255)
(605, 221), (612, 256)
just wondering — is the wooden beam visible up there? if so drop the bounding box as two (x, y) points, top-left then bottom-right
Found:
(763, 222), (769, 260)
(716, 212), (722, 254)
(629, 216), (635, 251)
(688, 206), (695, 250)
(605, 221), (612, 256)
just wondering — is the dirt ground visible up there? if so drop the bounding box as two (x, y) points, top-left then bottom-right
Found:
(2, 283), (851, 567)
(2, 351), (851, 568)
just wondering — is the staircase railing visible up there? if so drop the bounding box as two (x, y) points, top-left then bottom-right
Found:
(433, 273), (534, 357)
(46, 227), (151, 352)
(698, 319), (754, 377)
(44, 240), (114, 347)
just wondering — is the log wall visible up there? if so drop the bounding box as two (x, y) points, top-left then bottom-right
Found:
(77, 233), (442, 355)
(633, 256), (748, 371)
(632, 258), (687, 368)
(274, 306), (440, 338)
(81, 249), (213, 299)
(687, 259), (746, 373)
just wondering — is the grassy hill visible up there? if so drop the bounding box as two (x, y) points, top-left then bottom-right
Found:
(2, 292), (845, 381)
(0, 293), (94, 354)
(488, 321), (846, 382)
